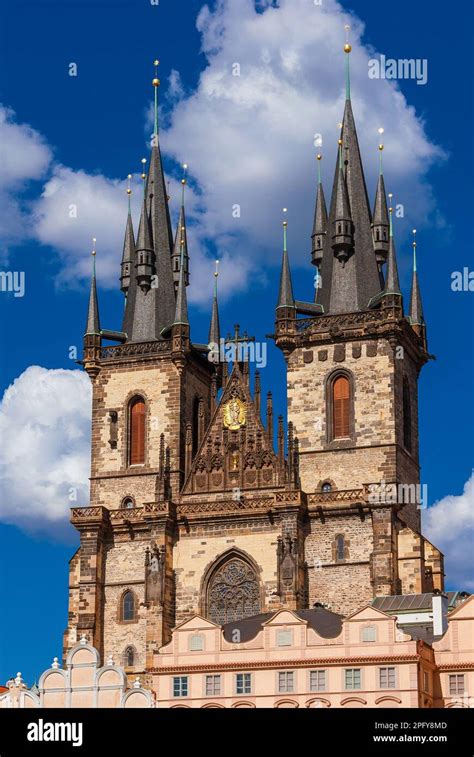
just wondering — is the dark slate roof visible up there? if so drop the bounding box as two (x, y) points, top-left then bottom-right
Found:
(276, 248), (295, 309)
(208, 285), (220, 345)
(318, 100), (382, 314)
(173, 256), (189, 326)
(401, 624), (436, 644)
(121, 143), (177, 342)
(384, 234), (402, 296)
(409, 269), (425, 325)
(222, 608), (343, 643)
(172, 205), (189, 278)
(136, 195), (153, 254)
(121, 211), (135, 267)
(85, 260), (100, 336)
(373, 173), (389, 227)
(312, 179), (328, 237)
(372, 592), (462, 613)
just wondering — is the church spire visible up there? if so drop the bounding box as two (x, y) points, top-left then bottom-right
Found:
(316, 34), (381, 315)
(276, 211), (295, 310)
(121, 61), (177, 342)
(311, 154), (328, 269)
(372, 132), (390, 269)
(173, 223), (189, 326)
(135, 167), (154, 294)
(383, 194), (402, 297)
(409, 229), (424, 325)
(209, 260), (221, 346)
(172, 164), (190, 292)
(120, 175), (136, 295)
(85, 239), (101, 336)
(331, 140), (354, 265)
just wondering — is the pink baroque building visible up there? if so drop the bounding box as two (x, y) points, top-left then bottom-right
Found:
(2, 596), (472, 709)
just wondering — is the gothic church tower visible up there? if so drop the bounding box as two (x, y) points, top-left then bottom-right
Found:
(65, 53), (443, 679)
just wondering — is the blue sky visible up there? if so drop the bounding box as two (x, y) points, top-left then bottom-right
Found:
(0, 0), (472, 684)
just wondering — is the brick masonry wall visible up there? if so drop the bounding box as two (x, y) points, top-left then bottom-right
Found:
(305, 514), (374, 615)
(102, 539), (148, 668)
(173, 522), (282, 625)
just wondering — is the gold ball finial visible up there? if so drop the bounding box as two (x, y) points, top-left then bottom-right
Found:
(152, 78), (160, 87)
(127, 188), (132, 195)
(338, 138), (343, 146)
(344, 44), (352, 53)
(181, 178), (186, 185)
(379, 144), (384, 151)
(154, 59), (159, 67)
(317, 154), (322, 161)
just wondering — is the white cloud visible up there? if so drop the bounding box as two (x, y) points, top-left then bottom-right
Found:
(0, 106), (52, 260)
(1, 0), (445, 306)
(423, 474), (474, 591)
(0, 367), (91, 536)
(159, 0), (444, 299)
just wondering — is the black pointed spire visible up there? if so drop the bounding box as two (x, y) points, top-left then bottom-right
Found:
(409, 230), (424, 325)
(121, 63), (178, 342)
(277, 217), (295, 310)
(331, 143), (354, 265)
(311, 154), (328, 268)
(135, 188), (154, 294)
(173, 233), (189, 326)
(384, 203), (401, 296)
(209, 260), (221, 345)
(172, 166), (190, 292)
(120, 176), (136, 295)
(372, 147), (390, 267)
(85, 243), (100, 336)
(317, 59), (381, 314)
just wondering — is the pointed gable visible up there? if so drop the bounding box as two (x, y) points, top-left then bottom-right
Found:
(183, 364), (280, 495)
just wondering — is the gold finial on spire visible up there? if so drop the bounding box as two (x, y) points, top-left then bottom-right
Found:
(140, 158), (147, 180)
(378, 127), (384, 151)
(152, 59), (160, 88)
(344, 24), (352, 53)
(214, 260), (219, 278)
(92, 237), (97, 257)
(127, 174), (132, 195)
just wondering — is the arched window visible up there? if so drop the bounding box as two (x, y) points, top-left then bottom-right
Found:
(122, 591), (135, 621)
(333, 375), (350, 439)
(321, 482), (332, 494)
(336, 535), (346, 563)
(206, 556), (261, 625)
(124, 646), (135, 667)
(403, 377), (412, 452)
(121, 497), (135, 510)
(129, 397), (146, 466)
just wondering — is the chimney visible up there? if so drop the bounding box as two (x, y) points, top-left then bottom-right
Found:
(432, 591), (448, 637)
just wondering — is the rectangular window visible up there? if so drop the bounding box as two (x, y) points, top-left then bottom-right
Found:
(310, 670), (326, 692)
(362, 626), (377, 642)
(205, 675), (221, 696)
(278, 671), (294, 693)
(449, 674), (465, 696)
(379, 667), (396, 689)
(345, 669), (361, 690)
(276, 629), (292, 647)
(173, 676), (188, 698)
(236, 673), (252, 695)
